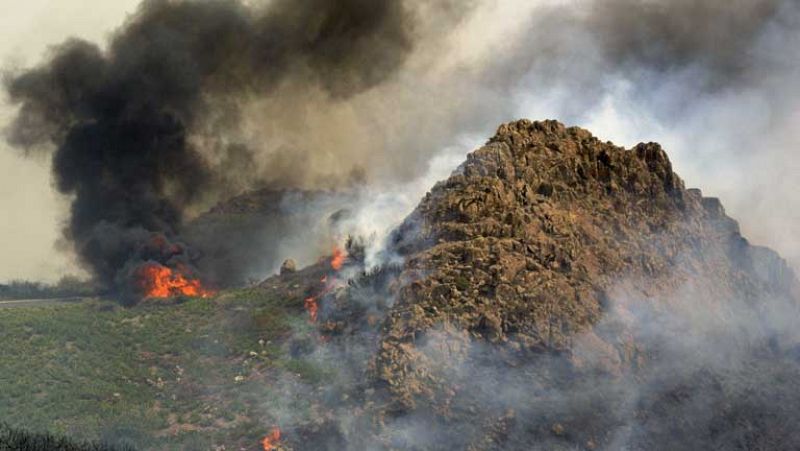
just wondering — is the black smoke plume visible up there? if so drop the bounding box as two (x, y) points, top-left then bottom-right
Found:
(4, 0), (799, 297)
(3, 0), (412, 302)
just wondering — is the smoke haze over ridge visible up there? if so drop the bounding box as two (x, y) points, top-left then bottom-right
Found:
(2, 0), (799, 285)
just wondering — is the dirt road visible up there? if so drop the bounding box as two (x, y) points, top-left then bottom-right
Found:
(0, 297), (85, 308)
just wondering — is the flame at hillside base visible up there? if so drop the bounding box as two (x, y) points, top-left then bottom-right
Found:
(303, 251), (349, 323)
(262, 426), (281, 450)
(136, 262), (215, 299)
(331, 247), (347, 271)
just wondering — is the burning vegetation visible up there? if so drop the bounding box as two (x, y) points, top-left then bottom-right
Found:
(330, 247), (347, 272)
(135, 262), (214, 299)
(303, 247), (348, 323)
(3, 0), (412, 303)
(261, 426), (281, 451)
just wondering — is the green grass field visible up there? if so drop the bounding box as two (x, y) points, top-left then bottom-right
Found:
(0, 286), (321, 450)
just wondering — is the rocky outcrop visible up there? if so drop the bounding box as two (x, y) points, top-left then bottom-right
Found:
(244, 120), (800, 450)
(368, 120), (799, 449)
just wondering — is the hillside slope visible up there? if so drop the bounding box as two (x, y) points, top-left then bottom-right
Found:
(2, 120), (798, 451)
(0, 423), (133, 451)
(0, 286), (322, 450)
(367, 120), (800, 449)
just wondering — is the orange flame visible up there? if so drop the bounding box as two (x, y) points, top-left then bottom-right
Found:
(304, 296), (319, 323)
(331, 247), (347, 271)
(303, 249), (346, 323)
(262, 426), (281, 450)
(137, 263), (214, 298)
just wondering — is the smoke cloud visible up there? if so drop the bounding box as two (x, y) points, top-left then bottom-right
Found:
(501, 0), (800, 267)
(3, 0), (419, 298)
(4, 0), (799, 292)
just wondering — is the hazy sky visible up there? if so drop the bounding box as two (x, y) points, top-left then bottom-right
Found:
(1, 0), (798, 283)
(0, 0), (141, 281)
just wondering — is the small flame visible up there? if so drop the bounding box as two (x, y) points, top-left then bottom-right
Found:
(304, 296), (319, 323)
(304, 249), (346, 323)
(262, 426), (281, 450)
(331, 247), (347, 271)
(137, 263), (214, 298)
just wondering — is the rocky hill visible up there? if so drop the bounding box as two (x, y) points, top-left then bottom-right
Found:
(355, 120), (800, 450)
(183, 119), (800, 450)
(5, 120), (797, 451)
(228, 120), (800, 450)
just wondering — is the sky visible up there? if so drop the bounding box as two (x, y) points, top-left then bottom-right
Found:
(1, 0), (798, 283)
(0, 0), (141, 281)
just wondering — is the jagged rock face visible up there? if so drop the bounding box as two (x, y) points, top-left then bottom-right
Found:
(370, 120), (799, 449)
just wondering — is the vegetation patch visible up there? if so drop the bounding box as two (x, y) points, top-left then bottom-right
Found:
(0, 287), (309, 449)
